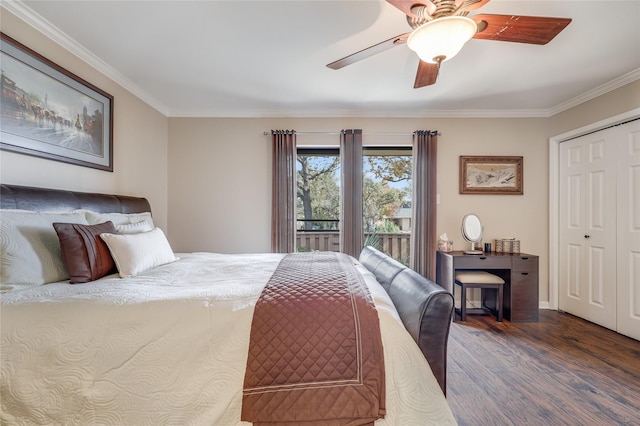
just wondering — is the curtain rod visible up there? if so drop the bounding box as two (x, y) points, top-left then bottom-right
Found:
(262, 131), (441, 136)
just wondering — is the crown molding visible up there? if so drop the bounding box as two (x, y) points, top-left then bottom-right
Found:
(548, 68), (640, 117)
(168, 108), (550, 119)
(2, 0), (170, 116)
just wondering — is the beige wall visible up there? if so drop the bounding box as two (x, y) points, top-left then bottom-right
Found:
(167, 116), (552, 299)
(0, 8), (170, 230)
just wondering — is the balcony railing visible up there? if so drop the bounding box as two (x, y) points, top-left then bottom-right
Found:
(296, 219), (339, 232)
(296, 231), (411, 265)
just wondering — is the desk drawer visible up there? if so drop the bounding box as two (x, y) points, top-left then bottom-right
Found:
(510, 270), (539, 322)
(454, 255), (511, 269)
(513, 256), (539, 273)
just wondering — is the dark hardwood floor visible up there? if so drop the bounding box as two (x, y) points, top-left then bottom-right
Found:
(446, 310), (640, 425)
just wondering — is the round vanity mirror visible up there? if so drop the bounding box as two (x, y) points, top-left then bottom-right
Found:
(461, 214), (484, 255)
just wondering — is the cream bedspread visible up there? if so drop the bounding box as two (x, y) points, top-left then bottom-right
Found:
(0, 252), (456, 425)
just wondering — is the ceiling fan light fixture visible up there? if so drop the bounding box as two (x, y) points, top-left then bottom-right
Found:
(407, 16), (477, 63)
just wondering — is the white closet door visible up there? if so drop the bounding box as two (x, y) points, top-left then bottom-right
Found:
(616, 120), (640, 340)
(559, 130), (617, 330)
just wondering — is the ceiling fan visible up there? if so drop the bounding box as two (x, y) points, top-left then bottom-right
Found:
(327, 0), (571, 88)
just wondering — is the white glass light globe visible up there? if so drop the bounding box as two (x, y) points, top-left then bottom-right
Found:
(407, 16), (477, 63)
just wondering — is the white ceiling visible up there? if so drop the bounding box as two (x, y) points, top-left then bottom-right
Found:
(7, 0), (640, 117)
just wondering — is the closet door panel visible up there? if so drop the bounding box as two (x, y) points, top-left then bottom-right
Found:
(559, 131), (617, 330)
(616, 121), (640, 340)
(560, 141), (586, 315)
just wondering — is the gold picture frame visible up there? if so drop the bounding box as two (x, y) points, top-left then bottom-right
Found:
(459, 156), (523, 195)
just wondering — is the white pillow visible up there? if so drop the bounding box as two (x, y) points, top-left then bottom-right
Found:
(85, 211), (154, 228)
(0, 209), (88, 284)
(100, 228), (178, 278)
(115, 220), (154, 234)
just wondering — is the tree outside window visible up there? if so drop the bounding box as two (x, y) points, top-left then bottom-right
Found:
(363, 148), (412, 264)
(296, 147), (412, 263)
(296, 149), (340, 233)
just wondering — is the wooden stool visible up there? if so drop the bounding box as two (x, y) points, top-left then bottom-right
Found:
(454, 271), (505, 322)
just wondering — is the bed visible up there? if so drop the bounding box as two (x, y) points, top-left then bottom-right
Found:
(0, 184), (456, 425)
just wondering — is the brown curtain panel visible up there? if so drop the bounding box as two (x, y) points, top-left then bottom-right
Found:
(271, 130), (297, 253)
(340, 129), (363, 258)
(411, 130), (438, 280)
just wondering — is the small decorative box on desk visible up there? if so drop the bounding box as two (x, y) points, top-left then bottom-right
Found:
(435, 251), (539, 322)
(495, 238), (520, 253)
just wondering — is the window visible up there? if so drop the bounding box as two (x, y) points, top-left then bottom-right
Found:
(363, 147), (412, 264)
(296, 146), (412, 264)
(296, 148), (340, 252)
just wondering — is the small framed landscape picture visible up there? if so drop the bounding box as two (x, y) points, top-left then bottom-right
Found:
(459, 155), (523, 195)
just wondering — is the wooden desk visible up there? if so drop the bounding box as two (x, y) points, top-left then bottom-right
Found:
(436, 251), (539, 322)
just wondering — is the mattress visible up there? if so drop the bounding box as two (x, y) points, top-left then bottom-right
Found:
(0, 252), (456, 425)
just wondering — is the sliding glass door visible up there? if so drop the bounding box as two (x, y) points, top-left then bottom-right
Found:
(296, 146), (412, 264)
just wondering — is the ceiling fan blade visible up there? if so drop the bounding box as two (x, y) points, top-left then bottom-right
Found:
(327, 33), (409, 69)
(472, 14), (571, 45)
(414, 60), (439, 88)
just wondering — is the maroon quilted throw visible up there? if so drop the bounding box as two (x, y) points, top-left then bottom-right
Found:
(242, 252), (385, 426)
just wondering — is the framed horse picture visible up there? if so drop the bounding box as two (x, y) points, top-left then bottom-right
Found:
(0, 33), (113, 171)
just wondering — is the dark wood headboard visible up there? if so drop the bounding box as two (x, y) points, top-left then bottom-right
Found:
(0, 184), (151, 214)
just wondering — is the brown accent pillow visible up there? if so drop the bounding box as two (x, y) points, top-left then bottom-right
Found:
(53, 221), (117, 283)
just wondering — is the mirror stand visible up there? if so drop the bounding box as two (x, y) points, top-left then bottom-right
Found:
(464, 241), (483, 255)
